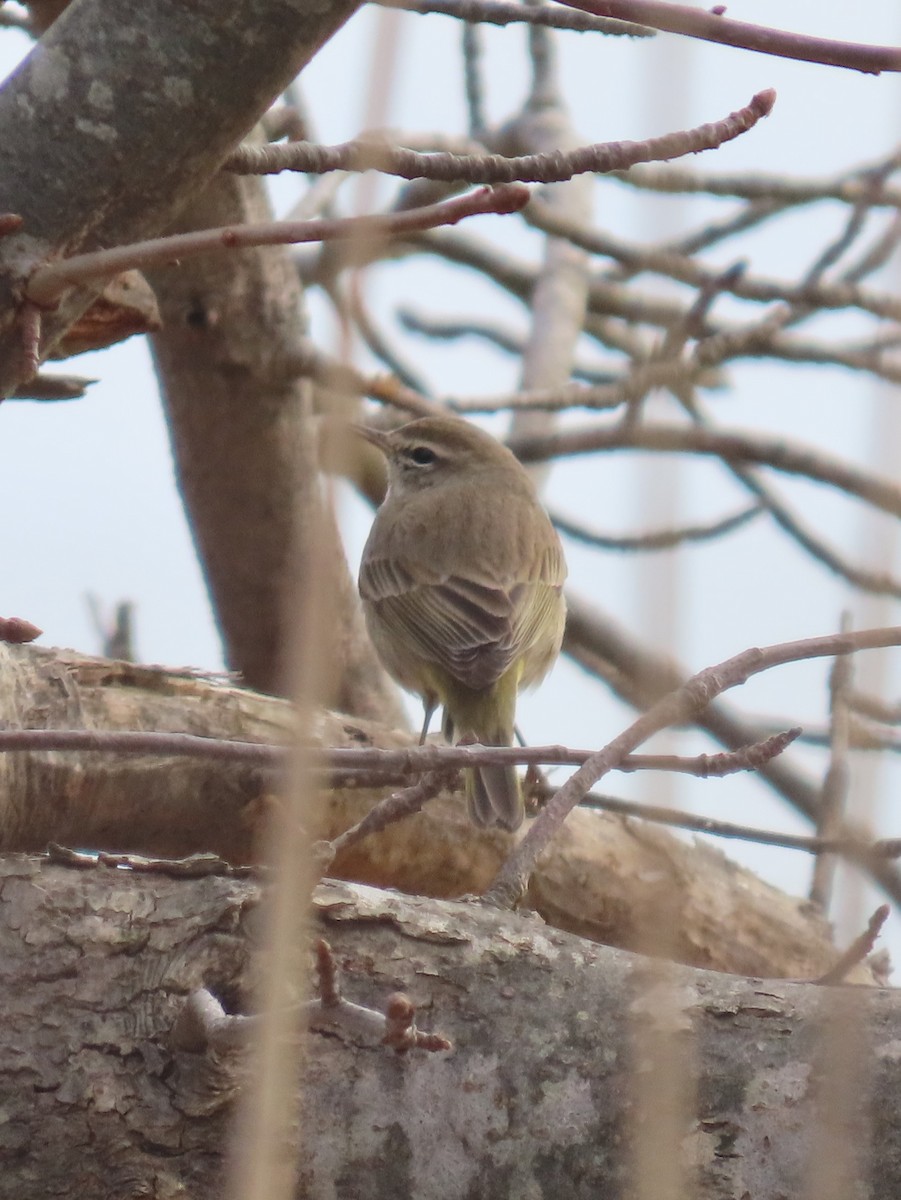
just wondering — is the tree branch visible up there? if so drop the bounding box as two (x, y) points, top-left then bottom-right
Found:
(223, 90), (775, 183)
(376, 0), (654, 37)
(553, 0), (901, 73)
(27, 185), (528, 306)
(0, 0), (365, 395)
(488, 625), (901, 906)
(509, 422), (901, 520)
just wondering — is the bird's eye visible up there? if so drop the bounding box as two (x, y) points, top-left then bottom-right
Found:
(408, 445), (437, 467)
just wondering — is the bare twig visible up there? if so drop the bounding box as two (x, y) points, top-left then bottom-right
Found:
(321, 769), (456, 861)
(450, 360), (700, 412)
(553, 0), (901, 73)
(47, 844), (246, 879)
(461, 22), (486, 137)
(485, 625), (901, 908)
(572, 788), (900, 862)
(387, 225), (901, 390)
(849, 690), (901, 726)
(313, 939), (452, 1052)
(397, 308), (621, 384)
(527, 197), (901, 325)
(376, 0), (653, 37)
(224, 90), (775, 183)
(552, 501), (763, 551)
(815, 905), (890, 984)
(171, 965), (452, 1056)
(843, 212), (901, 284)
(689, 431), (901, 599)
(508, 422), (901, 520)
(0, 726), (800, 777)
(810, 614), (854, 910)
(617, 157), (901, 206)
(290, 340), (439, 418)
(26, 185), (530, 306)
(339, 275), (434, 395)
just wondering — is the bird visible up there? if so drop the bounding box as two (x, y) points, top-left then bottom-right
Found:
(357, 415), (566, 831)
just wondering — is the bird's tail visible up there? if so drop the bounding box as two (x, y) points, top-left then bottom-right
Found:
(443, 670), (523, 830)
(466, 763), (523, 831)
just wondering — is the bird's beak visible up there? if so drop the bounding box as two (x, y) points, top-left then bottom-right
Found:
(354, 423), (391, 454)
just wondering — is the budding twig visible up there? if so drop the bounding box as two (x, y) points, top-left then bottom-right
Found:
(224, 91), (775, 184)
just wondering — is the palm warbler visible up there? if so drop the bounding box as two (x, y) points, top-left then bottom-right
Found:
(357, 416), (566, 831)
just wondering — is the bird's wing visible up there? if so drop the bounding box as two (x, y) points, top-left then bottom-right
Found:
(506, 562), (566, 688)
(360, 550), (562, 691)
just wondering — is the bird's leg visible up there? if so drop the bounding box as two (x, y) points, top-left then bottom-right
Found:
(419, 697), (438, 745)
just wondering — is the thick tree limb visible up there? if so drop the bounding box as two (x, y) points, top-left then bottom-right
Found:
(0, 0), (361, 395)
(0, 865), (895, 1199)
(0, 642), (875, 980)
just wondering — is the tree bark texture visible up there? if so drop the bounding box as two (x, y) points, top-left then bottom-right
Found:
(0, 863), (897, 1199)
(0, 642), (874, 981)
(145, 165), (404, 714)
(0, 0), (360, 393)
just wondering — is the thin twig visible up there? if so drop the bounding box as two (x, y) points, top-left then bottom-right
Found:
(810, 613), (854, 910)
(461, 22), (486, 137)
(849, 690), (901, 726)
(618, 154), (901, 206)
(485, 625), (901, 908)
(552, 501), (763, 551)
(508, 422), (901, 520)
(527, 197), (901, 325)
(341, 276), (434, 395)
(225, 90), (774, 183)
(288, 340), (439, 418)
(172, 968), (452, 1055)
(26, 185), (530, 306)
(322, 769), (457, 861)
(572, 788), (901, 862)
(554, 0), (901, 73)
(815, 905), (890, 984)
(376, 0), (653, 36)
(313, 940), (452, 1051)
(397, 308), (621, 384)
(0, 726), (801, 776)
(561, 594), (901, 914)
